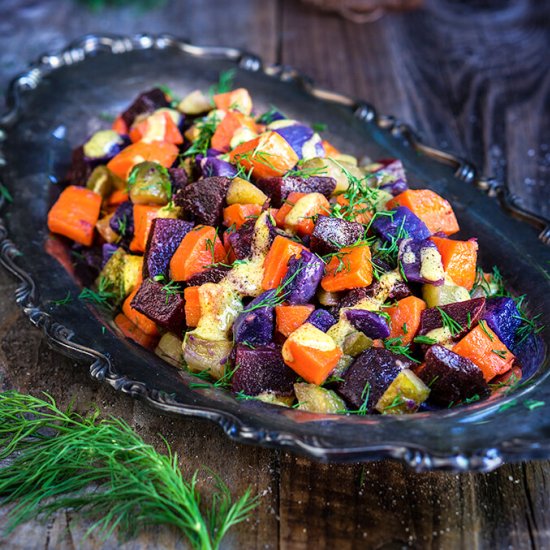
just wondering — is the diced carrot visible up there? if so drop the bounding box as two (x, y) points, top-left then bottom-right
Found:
(107, 141), (179, 180)
(223, 203), (262, 229)
(122, 287), (160, 336)
(114, 312), (159, 349)
(275, 304), (315, 337)
(431, 236), (478, 290)
(387, 189), (459, 236)
(274, 192), (308, 228)
(386, 296), (427, 345)
(262, 235), (306, 290)
(184, 286), (202, 327)
(453, 321), (515, 382)
(321, 244), (373, 292)
(169, 226), (225, 282)
(281, 323), (342, 385)
(322, 140), (340, 157)
(490, 366), (522, 397)
(211, 111), (257, 152)
(229, 131), (299, 179)
(213, 88), (253, 115)
(129, 205), (161, 253)
(112, 116), (128, 134)
(107, 189), (129, 206)
(129, 111), (183, 145)
(47, 185), (102, 246)
(284, 193), (331, 236)
(336, 194), (372, 224)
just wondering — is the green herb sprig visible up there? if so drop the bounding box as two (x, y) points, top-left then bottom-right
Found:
(0, 391), (257, 548)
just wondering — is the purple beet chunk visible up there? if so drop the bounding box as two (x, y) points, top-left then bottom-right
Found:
(419, 298), (486, 340)
(227, 219), (256, 260)
(121, 88), (170, 127)
(65, 145), (96, 186)
(419, 345), (488, 405)
(310, 215), (364, 255)
(256, 176), (336, 207)
(272, 124), (314, 160)
(482, 297), (522, 350)
(199, 157), (238, 178)
(184, 266), (230, 286)
(372, 206), (431, 241)
(168, 167), (188, 193)
(110, 201), (134, 239)
(143, 218), (194, 279)
(233, 291), (276, 346)
(339, 287), (374, 309)
(345, 310), (390, 339)
(389, 280), (412, 301)
(336, 348), (412, 411)
(130, 279), (185, 332)
(179, 176), (232, 226)
(232, 344), (297, 396)
(307, 309), (336, 332)
(512, 332), (545, 379)
(102, 243), (119, 267)
(281, 250), (324, 305)
(398, 237), (444, 286)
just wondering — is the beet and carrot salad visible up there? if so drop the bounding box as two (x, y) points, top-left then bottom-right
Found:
(46, 72), (544, 415)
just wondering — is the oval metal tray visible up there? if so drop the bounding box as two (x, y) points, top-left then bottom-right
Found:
(1, 34), (549, 472)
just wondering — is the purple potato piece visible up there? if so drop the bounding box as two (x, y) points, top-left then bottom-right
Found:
(233, 291), (276, 346)
(398, 237), (444, 286)
(82, 130), (127, 162)
(416, 400), (445, 412)
(101, 243), (119, 267)
(336, 348), (413, 411)
(121, 88), (170, 128)
(168, 167), (188, 193)
(375, 159), (407, 182)
(232, 344), (297, 396)
(199, 157), (238, 178)
(380, 178), (408, 196)
(512, 332), (544, 379)
(255, 176), (336, 207)
(257, 109), (286, 125)
(280, 250), (324, 305)
(179, 176), (232, 226)
(227, 219), (256, 260)
(307, 309), (337, 332)
(271, 123), (315, 160)
(482, 297), (522, 350)
(345, 310), (390, 339)
(371, 206), (431, 242)
(143, 218), (194, 279)
(418, 298), (486, 340)
(131, 279), (185, 333)
(418, 345), (488, 405)
(310, 215), (364, 256)
(184, 266), (230, 287)
(110, 201), (134, 239)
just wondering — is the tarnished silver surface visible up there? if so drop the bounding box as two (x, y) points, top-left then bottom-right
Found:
(0, 34), (549, 472)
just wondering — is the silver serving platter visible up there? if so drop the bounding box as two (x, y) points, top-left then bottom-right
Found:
(0, 34), (549, 472)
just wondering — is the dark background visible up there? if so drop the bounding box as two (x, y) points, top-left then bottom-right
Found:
(0, 0), (549, 548)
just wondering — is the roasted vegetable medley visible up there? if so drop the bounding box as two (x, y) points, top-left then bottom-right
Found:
(47, 73), (544, 415)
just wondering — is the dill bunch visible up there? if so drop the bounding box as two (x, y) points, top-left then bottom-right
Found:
(0, 391), (257, 549)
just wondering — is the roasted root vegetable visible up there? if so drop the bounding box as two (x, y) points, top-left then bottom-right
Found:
(431, 236), (478, 290)
(321, 244), (373, 292)
(170, 225), (225, 282)
(387, 189), (459, 236)
(282, 323), (343, 385)
(453, 321), (515, 382)
(47, 186), (102, 246)
(48, 79), (543, 416)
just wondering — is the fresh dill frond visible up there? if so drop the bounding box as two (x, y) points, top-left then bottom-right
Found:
(209, 69), (236, 97)
(184, 113), (221, 158)
(436, 307), (462, 336)
(0, 183), (13, 203)
(78, 276), (119, 311)
(383, 336), (420, 363)
(50, 291), (72, 306)
(0, 391), (258, 548)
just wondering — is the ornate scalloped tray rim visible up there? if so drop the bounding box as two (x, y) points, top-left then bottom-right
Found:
(0, 33), (548, 473)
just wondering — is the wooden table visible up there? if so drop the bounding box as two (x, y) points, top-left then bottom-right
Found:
(1, 0), (549, 548)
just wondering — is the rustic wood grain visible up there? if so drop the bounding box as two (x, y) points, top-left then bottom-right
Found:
(0, 0), (549, 549)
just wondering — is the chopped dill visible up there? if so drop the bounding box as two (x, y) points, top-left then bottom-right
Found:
(50, 291), (72, 306)
(436, 307), (462, 336)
